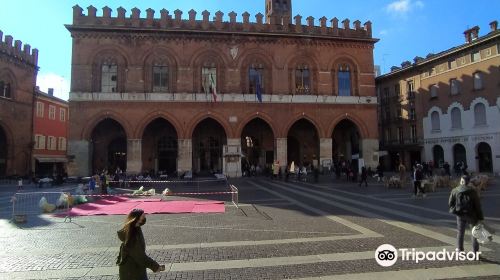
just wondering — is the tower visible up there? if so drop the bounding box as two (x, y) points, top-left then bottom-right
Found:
(265, 0), (292, 24)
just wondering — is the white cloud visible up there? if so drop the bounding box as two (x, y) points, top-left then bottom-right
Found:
(36, 72), (70, 101)
(415, 1), (425, 8)
(379, 29), (389, 35)
(386, 0), (424, 16)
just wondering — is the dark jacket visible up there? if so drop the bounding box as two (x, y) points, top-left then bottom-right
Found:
(117, 228), (159, 280)
(448, 184), (484, 223)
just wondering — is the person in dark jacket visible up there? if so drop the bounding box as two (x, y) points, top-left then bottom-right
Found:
(448, 175), (484, 253)
(117, 209), (164, 280)
(359, 166), (368, 187)
(413, 164), (425, 198)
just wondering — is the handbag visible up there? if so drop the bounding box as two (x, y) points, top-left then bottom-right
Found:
(472, 223), (493, 244)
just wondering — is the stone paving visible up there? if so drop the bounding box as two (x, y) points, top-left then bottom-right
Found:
(0, 175), (499, 279)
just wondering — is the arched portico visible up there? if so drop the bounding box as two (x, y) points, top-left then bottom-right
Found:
(0, 125), (8, 176)
(287, 118), (320, 169)
(141, 118), (179, 176)
(90, 118), (128, 174)
(240, 118), (275, 175)
(332, 119), (361, 169)
(192, 118), (227, 175)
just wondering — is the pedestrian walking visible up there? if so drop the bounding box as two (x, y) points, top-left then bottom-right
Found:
(448, 175), (484, 253)
(117, 209), (165, 280)
(359, 166), (368, 187)
(398, 163), (407, 187)
(17, 177), (23, 191)
(413, 164), (426, 198)
(376, 163), (384, 182)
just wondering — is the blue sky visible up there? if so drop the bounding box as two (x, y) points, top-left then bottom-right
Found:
(1, 0), (498, 100)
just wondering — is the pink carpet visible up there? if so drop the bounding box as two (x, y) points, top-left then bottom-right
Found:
(65, 196), (225, 216)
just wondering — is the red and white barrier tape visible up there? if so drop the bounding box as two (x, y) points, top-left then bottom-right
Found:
(108, 179), (226, 184)
(164, 191), (237, 195)
(71, 191), (236, 197)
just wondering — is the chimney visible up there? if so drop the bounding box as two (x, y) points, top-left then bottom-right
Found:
(464, 29), (472, 43)
(48, 88), (54, 96)
(413, 56), (424, 64)
(401, 61), (411, 68)
(390, 66), (400, 72)
(490, 20), (498, 32)
(470, 26), (479, 41)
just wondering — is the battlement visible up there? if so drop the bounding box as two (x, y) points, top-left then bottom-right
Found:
(70, 5), (374, 40)
(0, 30), (38, 66)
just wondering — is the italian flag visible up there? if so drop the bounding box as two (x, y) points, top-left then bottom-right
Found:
(210, 73), (217, 102)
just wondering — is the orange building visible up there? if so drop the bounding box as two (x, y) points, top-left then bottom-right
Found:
(32, 88), (69, 177)
(66, 1), (379, 177)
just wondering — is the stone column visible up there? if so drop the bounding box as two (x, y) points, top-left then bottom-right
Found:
(67, 140), (90, 176)
(127, 139), (142, 174)
(319, 138), (333, 172)
(276, 138), (287, 170)
(361, 138), (379, 168)
(223, 138), (242, 177)
(177, 139), (192, 173)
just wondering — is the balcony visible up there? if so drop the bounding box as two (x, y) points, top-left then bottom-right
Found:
(69, 92), (379, 105)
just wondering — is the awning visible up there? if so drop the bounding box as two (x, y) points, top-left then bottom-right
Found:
(34, 156), (68, 163)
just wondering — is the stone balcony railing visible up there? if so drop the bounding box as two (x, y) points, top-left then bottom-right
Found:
(69, 92), (378, 105)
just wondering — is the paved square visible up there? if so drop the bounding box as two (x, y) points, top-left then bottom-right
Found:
(0, 176), (499, 279)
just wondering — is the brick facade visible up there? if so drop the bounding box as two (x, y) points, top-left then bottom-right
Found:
(0, 31), (38, 177)
(66, 3), (379, 177)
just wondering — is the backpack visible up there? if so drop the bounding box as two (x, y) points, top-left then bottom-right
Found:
(454, 190), (473, 215)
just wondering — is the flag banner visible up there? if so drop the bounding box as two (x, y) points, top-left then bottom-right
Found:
(210, 73), (218, 102)
(256, 74), (262, 103)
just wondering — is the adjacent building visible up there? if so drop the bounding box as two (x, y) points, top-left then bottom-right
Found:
(66, 1), (380, 177)
(32, 88), (69, 177)
(0, 31), (38, 177)
(376, 21), (500, 174)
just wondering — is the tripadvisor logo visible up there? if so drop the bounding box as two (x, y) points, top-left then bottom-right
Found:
(375, 244), (481, 267)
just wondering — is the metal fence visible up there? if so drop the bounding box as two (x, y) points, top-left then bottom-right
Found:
(11, 192), (70, 223)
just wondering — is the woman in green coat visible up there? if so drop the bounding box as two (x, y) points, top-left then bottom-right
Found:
(116, 209), (164, 280)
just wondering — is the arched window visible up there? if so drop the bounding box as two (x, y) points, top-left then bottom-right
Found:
(338, 64), (351, 96)
(201, 60), (217, 95)
(92, 51), (126, 93)
(474, 103), (487, 125)
(450, 107), (462, 129)
(249, 63), (264, 95)
(152, 58), (169, 92)
(431, 111), (440, 131)
(430, 84), (438, 98)
(473, 72), (483, 90)
(295, 64), (311, 94)
(101, 63), (117, 92)
(0, 80), (11, 98)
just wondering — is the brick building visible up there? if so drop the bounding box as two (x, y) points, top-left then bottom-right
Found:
(66, 1), (379, 177)
(0, 31), (38, 177)
(32, 88), (69, 177)
(376, 21), (500, 174)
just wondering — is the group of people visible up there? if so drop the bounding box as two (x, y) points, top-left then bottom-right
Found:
(115, 172), (487, 279)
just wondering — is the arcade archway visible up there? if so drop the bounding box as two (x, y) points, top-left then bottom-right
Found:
(332, 119), (361, 163)
(90, 118), (127, 174)
(0, 126), (7, 176)
(192, 118), (227, 175)
(477, 142), (493, 173)
(287, 119), (319, 168)
(432, 145), (444, 167)
(241, 118), (274, 171)
(142, 118), (178, 175)
(453, 144), (467, 167)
